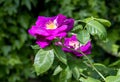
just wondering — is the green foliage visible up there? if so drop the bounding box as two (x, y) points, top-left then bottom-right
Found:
(0, 0), (38, 81)
(0, 0), (120, 82)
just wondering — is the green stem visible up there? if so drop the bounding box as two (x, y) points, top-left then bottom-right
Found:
(61, 44), (106, 81)
(80, 73), (87, 79)
(79, 51), (106, 81)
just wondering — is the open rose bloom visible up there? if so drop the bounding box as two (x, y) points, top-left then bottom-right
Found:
(28, 14), (74, 48)
(62, 35), (92, 57)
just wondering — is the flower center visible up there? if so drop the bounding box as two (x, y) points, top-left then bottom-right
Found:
(69, 41), (80, 49)
(46, 21), (57, 29)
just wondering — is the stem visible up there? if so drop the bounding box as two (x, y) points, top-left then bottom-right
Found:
(79, 51), (106, 81)
(80, 73), (87, 79)
(60, 44), (106, 81)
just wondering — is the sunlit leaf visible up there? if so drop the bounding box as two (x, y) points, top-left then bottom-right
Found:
(106, 75), (120, 82)
(53, 65), (63, 75)
(95, 18), (111, 27)
(34, 49), (54, 75)
(117, 69), (120, 76)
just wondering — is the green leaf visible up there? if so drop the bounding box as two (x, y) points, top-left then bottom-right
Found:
(53, 65), (63, 75)
(95, 18), (111, 27)
(31, 45), (40, 49)
(85, 20), (107, 40)
(82, 17), (94, 23)
(8, 55), (21, 66)
(82, 17), (111, 27)
(18, 14), (30, 29)
(72, 25), (83, 32)
(2, 45), (11, 55)
(106, 75), (120, 82)
(34, 49), (54, 75)
(80, 77), (101, 82)
(53, 46), (67, 65)
(77, 30), (90, 44)
(59, 66), (72, 82)
(109, 60), (120, 67)
(72, 66), (80, 80)
(117, 69), (120, 76)
(22, 0), (31, 10)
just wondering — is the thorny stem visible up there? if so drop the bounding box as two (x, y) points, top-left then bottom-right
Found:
(60, 43), (106, 81)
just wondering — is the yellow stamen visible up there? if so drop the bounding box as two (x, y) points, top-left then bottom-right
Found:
(46, 21), (57, 29)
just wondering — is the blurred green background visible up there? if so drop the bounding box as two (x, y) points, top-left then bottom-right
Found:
(0, 0), (120, 82)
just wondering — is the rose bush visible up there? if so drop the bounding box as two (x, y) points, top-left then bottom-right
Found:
(29, 14), (114, 82)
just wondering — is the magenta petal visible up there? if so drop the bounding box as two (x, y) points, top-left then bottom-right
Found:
(62, 47), (72, 53)
(56, 32), (67, 38)
(46, 35), (55, 40)
(28, 25), (49, 37)
(35, 16), (55, 28)
(35, 16), (47, 27)
(70, 35), (77, 41)
(56, 14), (66, 26)
(62, 35), (92, 57)
(36, 39), (50, 48)
(28, 14), (75, 48)
(63, 35), (77, 47)
(83, 50), (91, 54)
(80, 41), (92, 52)
(54, 25), (68, 34)
(64, 18), (74, 32)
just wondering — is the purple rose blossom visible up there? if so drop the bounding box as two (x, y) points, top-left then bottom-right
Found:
(62, 35), (92, 57)
(28, 14), (74, 48)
